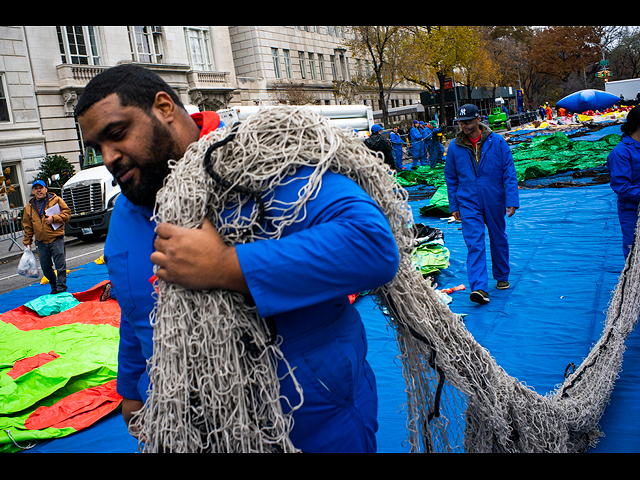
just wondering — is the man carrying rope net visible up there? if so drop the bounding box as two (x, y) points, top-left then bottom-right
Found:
(75, 64), (400, 453)
(77, 64), (640, 454)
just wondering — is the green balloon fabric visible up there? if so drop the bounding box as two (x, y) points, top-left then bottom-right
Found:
(412, 243), (450, 276)
(1, 283), (121, 453)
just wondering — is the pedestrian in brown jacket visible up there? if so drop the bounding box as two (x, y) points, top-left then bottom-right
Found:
(22, 180), (71, 293)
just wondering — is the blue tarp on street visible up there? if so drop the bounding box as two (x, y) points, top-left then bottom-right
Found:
(2, 183), (639, 453)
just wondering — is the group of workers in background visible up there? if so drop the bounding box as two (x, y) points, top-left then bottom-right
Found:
(366, 120), (445, 172)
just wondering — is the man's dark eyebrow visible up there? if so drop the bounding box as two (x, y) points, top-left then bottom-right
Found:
(92, 120), (128, 145)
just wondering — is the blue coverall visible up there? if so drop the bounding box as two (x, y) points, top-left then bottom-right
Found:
(410, 126), (424, 168)
(389, 131), (405, 170)
(428, 126), (444, 168)
(607, 134), (640, 258)
(444, 125), (519, 293)
(104, 112), (400, 453)
(421, 126), (433, 167)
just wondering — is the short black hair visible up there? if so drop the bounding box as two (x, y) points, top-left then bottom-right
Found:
(75, 63), (184, 118)
(621, 105), (640, 136)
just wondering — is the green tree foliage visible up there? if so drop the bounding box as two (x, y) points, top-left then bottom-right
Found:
(35, 155), (75, 194)
(402, 26), (479, 126)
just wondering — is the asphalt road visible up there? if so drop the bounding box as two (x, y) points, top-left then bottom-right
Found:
(0, 237), (106, 296)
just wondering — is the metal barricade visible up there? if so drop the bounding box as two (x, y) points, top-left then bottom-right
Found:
(0, 207), (25, 253)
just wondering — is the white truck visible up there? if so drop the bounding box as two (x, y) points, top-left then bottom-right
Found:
(217, 104), (375, 137)
(605, 78), (640, 102)
(61, 146), (120, 242)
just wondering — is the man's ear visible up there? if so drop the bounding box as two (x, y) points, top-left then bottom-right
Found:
(153, 91), (178, 123)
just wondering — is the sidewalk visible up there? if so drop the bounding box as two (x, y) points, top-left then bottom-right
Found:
(0, 234), (81, 263)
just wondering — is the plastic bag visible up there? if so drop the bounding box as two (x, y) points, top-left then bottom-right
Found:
(17, 248), (39, 278)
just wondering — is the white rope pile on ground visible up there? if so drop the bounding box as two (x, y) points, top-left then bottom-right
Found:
(135, 106), (638, 453)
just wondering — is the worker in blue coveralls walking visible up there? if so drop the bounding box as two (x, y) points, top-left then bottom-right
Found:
(607, 105), (640, 259)
(426, 121), (444, 168)
(389, 126), (405, 170)
(421, 121), (432, 167)
(444, 104), (519, 305)
(409, 120), (424, 169)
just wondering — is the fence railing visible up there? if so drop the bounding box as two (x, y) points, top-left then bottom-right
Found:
(0, 207), (25, 253)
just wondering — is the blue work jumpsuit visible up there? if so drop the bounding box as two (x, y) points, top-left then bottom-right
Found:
(607, 134), (640, 258)
(410, 126), (424, 168)
(421, 126), (433, 167)
(444, 125), (519, 293)
(428, 126), (444, 168)
(104, 112), (400, 453)
(389, 131), (405, 170)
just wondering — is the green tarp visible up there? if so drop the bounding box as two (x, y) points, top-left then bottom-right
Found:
(397, 131), (622, 215)
(510, 132), (621, 182)
(419, 185), (450, 216)
(396, 164), (446, 189)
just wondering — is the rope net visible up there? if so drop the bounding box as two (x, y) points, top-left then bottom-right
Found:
(134, 106), (639, 453)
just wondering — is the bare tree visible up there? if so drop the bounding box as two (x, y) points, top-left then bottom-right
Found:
(345, 26), (403, 127)
(270, 80), (319, 106)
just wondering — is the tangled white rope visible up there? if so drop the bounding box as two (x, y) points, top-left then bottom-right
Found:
(134, 106), (639, 453)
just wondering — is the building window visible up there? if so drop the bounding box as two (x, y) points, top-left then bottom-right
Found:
(317, 54), (326, 81)
(298, 51), (307, 79)
(272, 48), (281, 78)
(0, 74), (11, 123)
(128, 26), (164, 64)
(56, 26), (101, 65)
(308, 53), (316, 80)
(330, 55), (337, 80)
(336, 51), (349, 81)
(283, 50), (292, 79)
(185, 27), (214, 71)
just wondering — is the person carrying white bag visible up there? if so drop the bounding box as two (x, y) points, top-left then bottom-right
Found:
(21, 180), (71, 292)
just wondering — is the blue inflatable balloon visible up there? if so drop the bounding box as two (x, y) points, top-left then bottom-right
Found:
(556, 89), (621, 113)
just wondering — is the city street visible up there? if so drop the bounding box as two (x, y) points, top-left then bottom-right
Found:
(0, 237), (105, 296)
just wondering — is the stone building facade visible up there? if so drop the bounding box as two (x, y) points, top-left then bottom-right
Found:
(229, 26), (423, 112)
(1, 26), (424, 209)
(0, 26), (46, 209)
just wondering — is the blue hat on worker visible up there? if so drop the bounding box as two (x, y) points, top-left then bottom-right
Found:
(371, 124), (383, 133)
(32, 180), (47, 189)
(455, 104), (481, 122)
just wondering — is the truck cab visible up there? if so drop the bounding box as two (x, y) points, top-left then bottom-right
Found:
(61, 146), (120, 241)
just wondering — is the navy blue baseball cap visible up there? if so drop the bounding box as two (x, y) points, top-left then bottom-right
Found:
(455, 104), (481, 122)
(32, 180), (47, 189)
